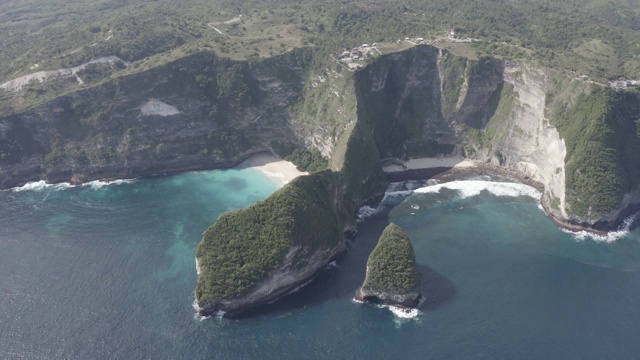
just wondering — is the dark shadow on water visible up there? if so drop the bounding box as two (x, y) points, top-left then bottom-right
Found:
(418, 264), (456, 310)
(231, 217), (456, 319)
(222, 177), (247, 192)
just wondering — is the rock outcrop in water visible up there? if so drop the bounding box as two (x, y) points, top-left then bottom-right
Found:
(355, 223), (422, 308)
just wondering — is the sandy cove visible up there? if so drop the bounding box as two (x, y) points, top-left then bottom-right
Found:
(242, 153), (307, 185)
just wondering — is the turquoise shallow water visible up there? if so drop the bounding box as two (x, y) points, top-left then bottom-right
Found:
(1, 169), (640, 359)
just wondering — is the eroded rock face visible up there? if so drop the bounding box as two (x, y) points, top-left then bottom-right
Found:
(355, 223), (422, 308)
(196, 242), (347, 316)
(0, 50), (309, 188)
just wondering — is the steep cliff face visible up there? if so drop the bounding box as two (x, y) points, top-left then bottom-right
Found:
(353, 45), (639, 230)
(466, 62), (570, 220)
(546, 86), (640, 227)
(195, 171), (348, 315)
(0, 50), (315, 188)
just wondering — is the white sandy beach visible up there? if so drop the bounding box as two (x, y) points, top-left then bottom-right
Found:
(382, 157), (477, 173)
(243, 153), (307, 185)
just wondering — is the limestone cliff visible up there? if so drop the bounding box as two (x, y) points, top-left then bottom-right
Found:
(353, 45), (640, 230)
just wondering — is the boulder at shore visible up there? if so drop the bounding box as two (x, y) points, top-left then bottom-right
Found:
(355, 223), (422, 308)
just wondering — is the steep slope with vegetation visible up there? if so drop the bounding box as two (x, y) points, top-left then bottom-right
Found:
(0, 48), (320, 188)
(356, 223), (422, 308)
(195, 171), (345, 314)
(549, 87), (640, 225)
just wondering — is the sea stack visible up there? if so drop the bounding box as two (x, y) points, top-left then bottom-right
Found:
(356, 223), (422, 308)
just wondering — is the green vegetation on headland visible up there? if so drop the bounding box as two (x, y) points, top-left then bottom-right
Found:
(549, 87), (640, 219)
(196, 171), (341, 301)
(361, 223), (421, 296)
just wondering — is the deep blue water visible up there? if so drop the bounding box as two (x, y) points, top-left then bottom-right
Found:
(1, 169), (640, 359)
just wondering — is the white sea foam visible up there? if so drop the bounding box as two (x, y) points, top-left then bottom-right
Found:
(192, 299), (202, 312)
(414, 180), (541, 200)
(82, 179), (133, 190)
(357, 205), (378, 221)
(194, 313), (211, 321)
(192, 299), (218, 321)
(325, 261), (339, 269)
(357, 190), (414, 222)
(353, 299), (421, 319)
(7, 178), (135, 192)
(192, 299), (208, 321)
(387, 305), (420, 319)
(358, 180), (540, 221)
(562, 212), (639, 243)
(9, 180), (74, 192)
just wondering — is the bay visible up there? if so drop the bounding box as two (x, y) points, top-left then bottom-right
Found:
(1, 169), (639, 359)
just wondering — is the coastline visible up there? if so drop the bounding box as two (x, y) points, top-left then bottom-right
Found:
(0, 151), (305, 191)
(241, 153), (307, 185)
(382, 157), (612, 236)
(2, 152), (626, 235)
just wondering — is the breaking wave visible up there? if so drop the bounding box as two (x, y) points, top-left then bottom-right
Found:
(563, 212), (639, 243)
(357, 180), (541, 222)
(9, 180), (73, 192)
(82, 179), (134, 190)
(7, 179), (134, 192)
(192, 299), (225, 321)
(413, 180), (541, 200)
(387, 305), (420, 319)
(356, 186), (413, 222)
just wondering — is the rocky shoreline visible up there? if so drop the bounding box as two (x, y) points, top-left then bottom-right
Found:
(384, 161), (618, 236)
(0, 150), (274, 191)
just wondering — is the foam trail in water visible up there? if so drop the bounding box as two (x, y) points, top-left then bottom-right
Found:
(387, 305), (420, 319)
(357, 205), (378, 221)
(192, 299), (219, 321)
(9, 180), (74, 192)
(83, 179), (134, 190)
(8, 178), (134, 192)
(357, 180), (540, 222)
(357, 190), (413, 222)
(563, 212), (639, 243)
(414, 180), (541, 200)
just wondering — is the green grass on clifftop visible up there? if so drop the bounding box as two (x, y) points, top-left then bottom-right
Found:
(363, 223), (421, 295)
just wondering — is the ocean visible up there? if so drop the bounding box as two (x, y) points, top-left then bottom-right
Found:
(1, 168), (639, 359)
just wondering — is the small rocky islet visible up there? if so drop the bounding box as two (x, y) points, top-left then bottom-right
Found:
(355, 223), (422, 308)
